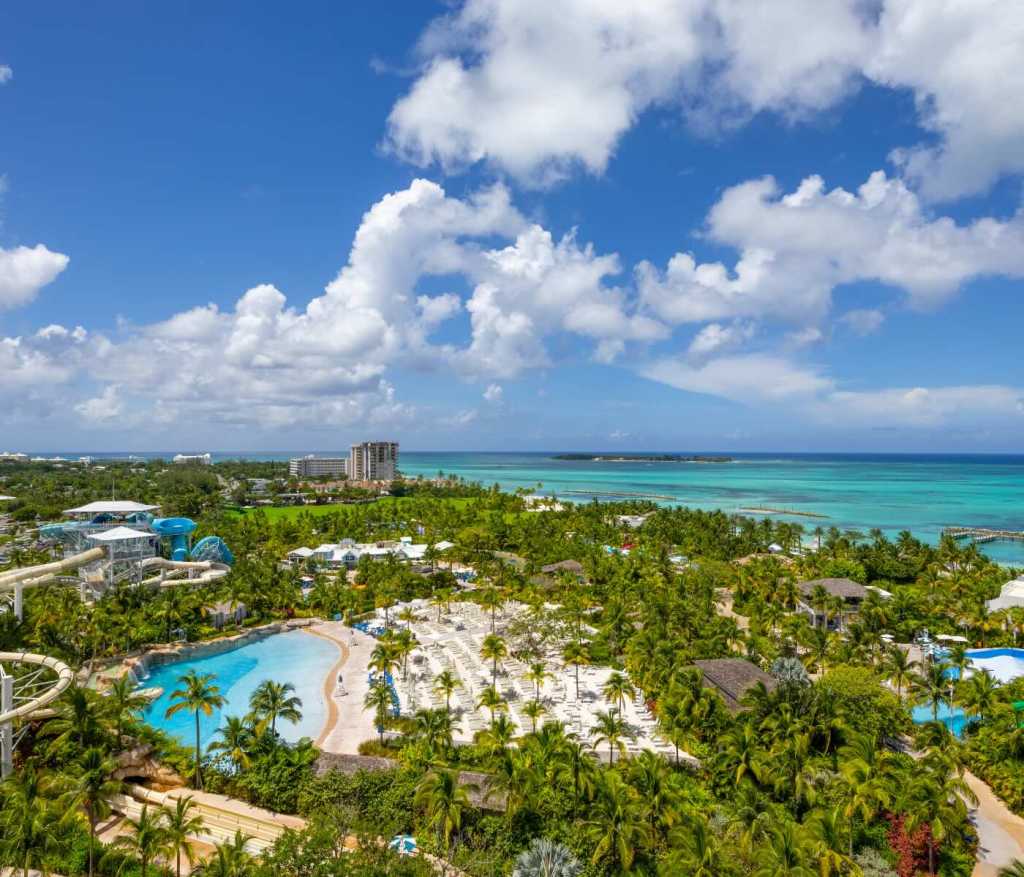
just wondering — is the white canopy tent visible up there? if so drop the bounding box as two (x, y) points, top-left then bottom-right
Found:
(86, 526), (154, 542)
(0, 495), (16, 501)
(63, 501), (159, 515)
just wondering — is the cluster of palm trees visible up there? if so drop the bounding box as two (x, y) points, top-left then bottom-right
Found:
(165, 671), (304, 788)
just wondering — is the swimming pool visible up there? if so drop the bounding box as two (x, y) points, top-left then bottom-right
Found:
(139, 629), (339, 751)
(964, 648), (1024, 684)
(911, 648), (1024, 736)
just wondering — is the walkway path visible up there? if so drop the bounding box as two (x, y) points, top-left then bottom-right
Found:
(968, 770), (1024, 876)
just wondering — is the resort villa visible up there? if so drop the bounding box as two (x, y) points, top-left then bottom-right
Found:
(796, 577), (869, 631)
(988, 575), (1024, 612)
(693, 658), (778, 712)
(287, 537), (437, 570)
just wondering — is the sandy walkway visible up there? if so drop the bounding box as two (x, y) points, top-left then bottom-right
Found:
(968, 770), (1024, 876)
(306, 621), (378, 753)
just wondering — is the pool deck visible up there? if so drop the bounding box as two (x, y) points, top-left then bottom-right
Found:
(304, 621), (378, 753)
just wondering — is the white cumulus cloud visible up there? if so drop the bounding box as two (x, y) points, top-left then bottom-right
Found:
(387, 0), (1024, 198)
(0, 65), (11, 85)
(0, 244), (70, 310)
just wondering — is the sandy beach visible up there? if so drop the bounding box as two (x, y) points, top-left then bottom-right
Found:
(305, 621), (379, 753)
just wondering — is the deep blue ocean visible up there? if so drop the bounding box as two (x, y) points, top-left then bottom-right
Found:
(38, 451), (1024, 564)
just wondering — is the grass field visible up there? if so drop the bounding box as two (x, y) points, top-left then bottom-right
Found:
(233, 495), (479, 521)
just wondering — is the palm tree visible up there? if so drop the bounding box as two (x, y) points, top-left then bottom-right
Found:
(912, 660), (952, 722)
(194, 830), (254, 877)
(522, 699), (546, 733)
(562, 639), (591, 701)
(107, 804), (170, 877)
(477, 685), (507, 727)
(527, 661), (550, 703)
(480, 633), (508, 688)
(957, 667), (1000, 721)
(249, 679), (303, 736)
(601, 671), (636, 716)
(45, 684), (105, 752)
(364, 679), (393, 745)
(208, 715), (254, 772)
(591, 708), (632, 766)
(432, 670), (461, 716)
(998, 861), (1024, 877)
(413, 708), (454, 757)
(751, 820), (815, 877)
(72, 747), (122, 877)
(584, 771), (650, 873)
(512, 838), (582, 877)
(804, 806), (853, 877)
(104, 675), (150, 749)
(164, 796), (205, 877)
(414, 769), (469, 856)
(880, 646), (917, 700)
(165, 670), (225, 790)
(0, 760), (73, 877)
(479, 586), (503, 632)
(665, 814), (724, 877)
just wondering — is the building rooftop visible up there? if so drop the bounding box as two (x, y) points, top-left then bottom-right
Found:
(64, 500), (159, 515)
(540, 559), (585, 575)
(797, 577), (868, 601)
(694, 658), (777, 712)
(86, 526), (154, 542)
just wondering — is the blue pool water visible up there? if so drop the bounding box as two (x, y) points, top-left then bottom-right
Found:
(912, 648), (1024, 736)
(139, 629), (339, 750)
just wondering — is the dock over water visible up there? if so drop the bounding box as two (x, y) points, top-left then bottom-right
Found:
(943, 526), (1024, 544)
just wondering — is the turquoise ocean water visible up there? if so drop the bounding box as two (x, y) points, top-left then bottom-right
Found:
(45, 451), (1024, 564)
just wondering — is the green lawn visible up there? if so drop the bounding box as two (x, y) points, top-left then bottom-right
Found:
(233, 495), (479, 521)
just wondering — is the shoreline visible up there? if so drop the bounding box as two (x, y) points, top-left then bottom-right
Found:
(301, 625), (350, 748)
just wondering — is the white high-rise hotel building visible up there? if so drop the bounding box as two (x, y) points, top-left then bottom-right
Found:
(349, 441), (399, 481)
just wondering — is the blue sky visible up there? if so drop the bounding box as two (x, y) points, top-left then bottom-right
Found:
(1, 1), (1023, 453)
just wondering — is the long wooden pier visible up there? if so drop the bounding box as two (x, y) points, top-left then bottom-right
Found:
(943, 526), (1024, 544)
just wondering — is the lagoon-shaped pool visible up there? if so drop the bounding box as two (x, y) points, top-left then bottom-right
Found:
(139, 629), (339, 750)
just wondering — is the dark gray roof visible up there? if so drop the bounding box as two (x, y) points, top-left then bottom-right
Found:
(797, 577), (867, 600)
(313, 752), (505, 810)
(694, 658), (777, 711)
(540, 559), (585, 575)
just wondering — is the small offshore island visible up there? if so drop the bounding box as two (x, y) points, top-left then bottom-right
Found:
(553, 453), (734, 463)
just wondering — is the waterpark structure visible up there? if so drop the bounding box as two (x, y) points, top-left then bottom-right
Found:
(0, 500), (235, 776)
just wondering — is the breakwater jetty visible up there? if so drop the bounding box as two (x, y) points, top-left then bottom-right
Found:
(942, 527), (1024, 544)
(560, 489), (677, 501)
(739, 507), (829, 519)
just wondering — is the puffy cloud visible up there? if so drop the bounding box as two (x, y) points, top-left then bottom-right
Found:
(641, 353), (833, 403)
(638, 171), (1024, 326)
(387, 0), (1024, 197)
(869, 0), (1024, 200)
(387, 0), (708, 184)
(0, 65), (11, 85)
(686, 321), (754, 362)
(75, 385), (123, 423)
(641, 349), (1024, 429)
(840, 308), (885, 335)
(0, 244), (70, 310)
(815, 385), (1024, 428)
(4, 180), (660, 434)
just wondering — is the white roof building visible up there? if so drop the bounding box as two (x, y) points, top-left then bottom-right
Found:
(87, 526), (154, 542)
(988, 577), (1024, 612)
(64, 501), (159, 515)
(288, 547), (315, 558)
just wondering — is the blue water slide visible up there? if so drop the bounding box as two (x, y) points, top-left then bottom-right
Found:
(151, 517), (197, 561)
(190, 535), (235, 566)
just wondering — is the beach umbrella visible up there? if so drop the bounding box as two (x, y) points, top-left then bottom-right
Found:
(388, 834), (417, 856)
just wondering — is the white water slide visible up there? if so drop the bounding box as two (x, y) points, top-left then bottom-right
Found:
(0, 651), (74, 778)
